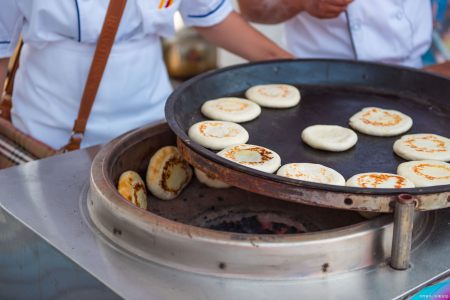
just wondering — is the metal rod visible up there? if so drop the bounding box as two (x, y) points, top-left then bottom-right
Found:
(390, 194), (415, 270)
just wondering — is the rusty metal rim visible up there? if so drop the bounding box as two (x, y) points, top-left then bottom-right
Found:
(89, 122), (395, 244)
(178, 137), (450, 196)
(87, 122), (437, 279)
(165, 59), (450, 210)
(177, 137), (450, 212)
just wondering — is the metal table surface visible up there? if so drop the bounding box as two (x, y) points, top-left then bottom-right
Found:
(0, 146), (449, 299)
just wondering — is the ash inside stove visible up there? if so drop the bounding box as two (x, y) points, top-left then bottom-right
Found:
(194, 211), (320, 234)
(148, 179), (367, 235)
(208, 215), (305, 234)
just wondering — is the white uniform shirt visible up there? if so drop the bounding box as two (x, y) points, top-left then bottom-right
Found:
(285, 0), (432, 67)
(0, 0), (232, 148)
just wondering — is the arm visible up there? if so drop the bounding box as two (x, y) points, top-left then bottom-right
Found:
(0, 58), (9, 94)
(238, 0), (353, 24)
(194, 12), (293, 61)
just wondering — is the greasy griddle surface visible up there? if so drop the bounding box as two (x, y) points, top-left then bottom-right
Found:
(167, 60), (450, 190)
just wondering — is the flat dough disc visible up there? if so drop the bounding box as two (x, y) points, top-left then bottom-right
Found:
(397, 160), (450, 187)
(194, 168), (231, 189)
(349, 107), (413, 136)
(245, 84), (300, 108)
(301, 125), (358, 152)
(276, 163), (346, 186)
(146, 146), (193, 200)
(201, 97), (261, 123)
(346, 172), (415, 188)
(188, 121), (249, 150)
(393, 133), (450, 161)
(217, 144), (281, 173)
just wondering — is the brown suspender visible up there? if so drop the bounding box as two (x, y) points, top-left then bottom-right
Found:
(66, 0), (127, 151)
(1, 40), (23, 121)
(2, 0), (127, 152)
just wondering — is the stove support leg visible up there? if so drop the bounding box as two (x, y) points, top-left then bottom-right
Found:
(390, 194), (415, 270)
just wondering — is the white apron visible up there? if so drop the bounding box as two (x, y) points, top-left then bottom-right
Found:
(12, 37), (170, 149)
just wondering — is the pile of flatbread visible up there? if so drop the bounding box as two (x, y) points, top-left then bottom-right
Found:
(189, 84), (302, 188)
(195, 84), (450, 190)
(299, 106), (450, 189)
(117, 84), (449, 207)
(116, 84), (304, 203)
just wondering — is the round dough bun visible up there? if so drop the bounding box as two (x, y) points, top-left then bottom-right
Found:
(346, 172), (415, 189)
(349, 107), (413, 136)
(117, 170), (148, 209)
(194, 168), (231, 189)
(146, 146), (193, 200)
(217, 144), (281, 173)
(397, 160), (450, 187)
(301, 125), (358, 152)
(245, 84), (300, 108)
(276, 163), (345, 186)
(393, 134), (450, 161)
(201, 97), (261, 123)
(188, 121), (249, 150)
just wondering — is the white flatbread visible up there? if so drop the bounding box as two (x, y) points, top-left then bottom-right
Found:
(201, 97), (261, 123)
(276, 163), (345, 186)
(217, 144), (281, 173)
(146, 146), (193, 200)
(194, 168), (231, 189)
(393, 134), (450, 161)
(346, 172), (415, 188)
(349, 107), (413, 136)
(188, 121), (249, 150)
(397, 160), (450, 187)
(301, 125), (358, 152)
(245, 84), (300, 108)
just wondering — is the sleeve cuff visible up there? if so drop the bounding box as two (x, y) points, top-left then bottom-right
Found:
(181, 0), (233, 27)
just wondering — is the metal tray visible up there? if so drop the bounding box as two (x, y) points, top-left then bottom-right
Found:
(166, 59), (450, 212)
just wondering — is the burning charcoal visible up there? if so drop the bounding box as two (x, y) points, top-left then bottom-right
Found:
(287, 226), (301, 234)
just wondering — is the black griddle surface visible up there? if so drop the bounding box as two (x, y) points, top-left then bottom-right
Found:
(166, 60), (450, 194)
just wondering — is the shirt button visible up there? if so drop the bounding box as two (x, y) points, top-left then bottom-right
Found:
(351, 21), (361, 31)
(396, 11), (404, 20)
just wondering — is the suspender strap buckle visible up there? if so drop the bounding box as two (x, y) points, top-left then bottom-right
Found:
(64, 131), (85, 152)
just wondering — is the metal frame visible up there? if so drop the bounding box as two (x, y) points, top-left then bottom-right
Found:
(0, 122), (449, 299)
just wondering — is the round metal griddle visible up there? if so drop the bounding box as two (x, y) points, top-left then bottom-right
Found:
(90, 122), (421, 279)
(166, 59), (450, 212)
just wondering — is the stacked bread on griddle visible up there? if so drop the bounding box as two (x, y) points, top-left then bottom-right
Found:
(116, 83), (449, 210)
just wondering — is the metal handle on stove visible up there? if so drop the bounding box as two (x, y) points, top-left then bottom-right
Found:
(391, 194), (416, 270)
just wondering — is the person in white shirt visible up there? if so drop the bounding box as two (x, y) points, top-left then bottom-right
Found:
(238, 0), (432, 67)
(0, 0), (292, 149)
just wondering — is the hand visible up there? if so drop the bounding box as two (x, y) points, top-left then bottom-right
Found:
(301, 0), (353, 19)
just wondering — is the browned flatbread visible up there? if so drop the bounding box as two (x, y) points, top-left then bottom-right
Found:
(118, 170), (148, 209)
(146, 146), (192, 200)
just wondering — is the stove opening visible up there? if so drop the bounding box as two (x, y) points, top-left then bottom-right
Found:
(194, 211), (320, 234)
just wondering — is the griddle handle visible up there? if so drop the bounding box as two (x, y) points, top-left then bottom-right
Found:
(390, 194), (415, 270)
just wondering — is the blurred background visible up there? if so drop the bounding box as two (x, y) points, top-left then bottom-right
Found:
(423, 0), (450, 64)
(7, 1), (450, 81)
(163, 0), (450, 81)
(217, 0), (450, 67)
